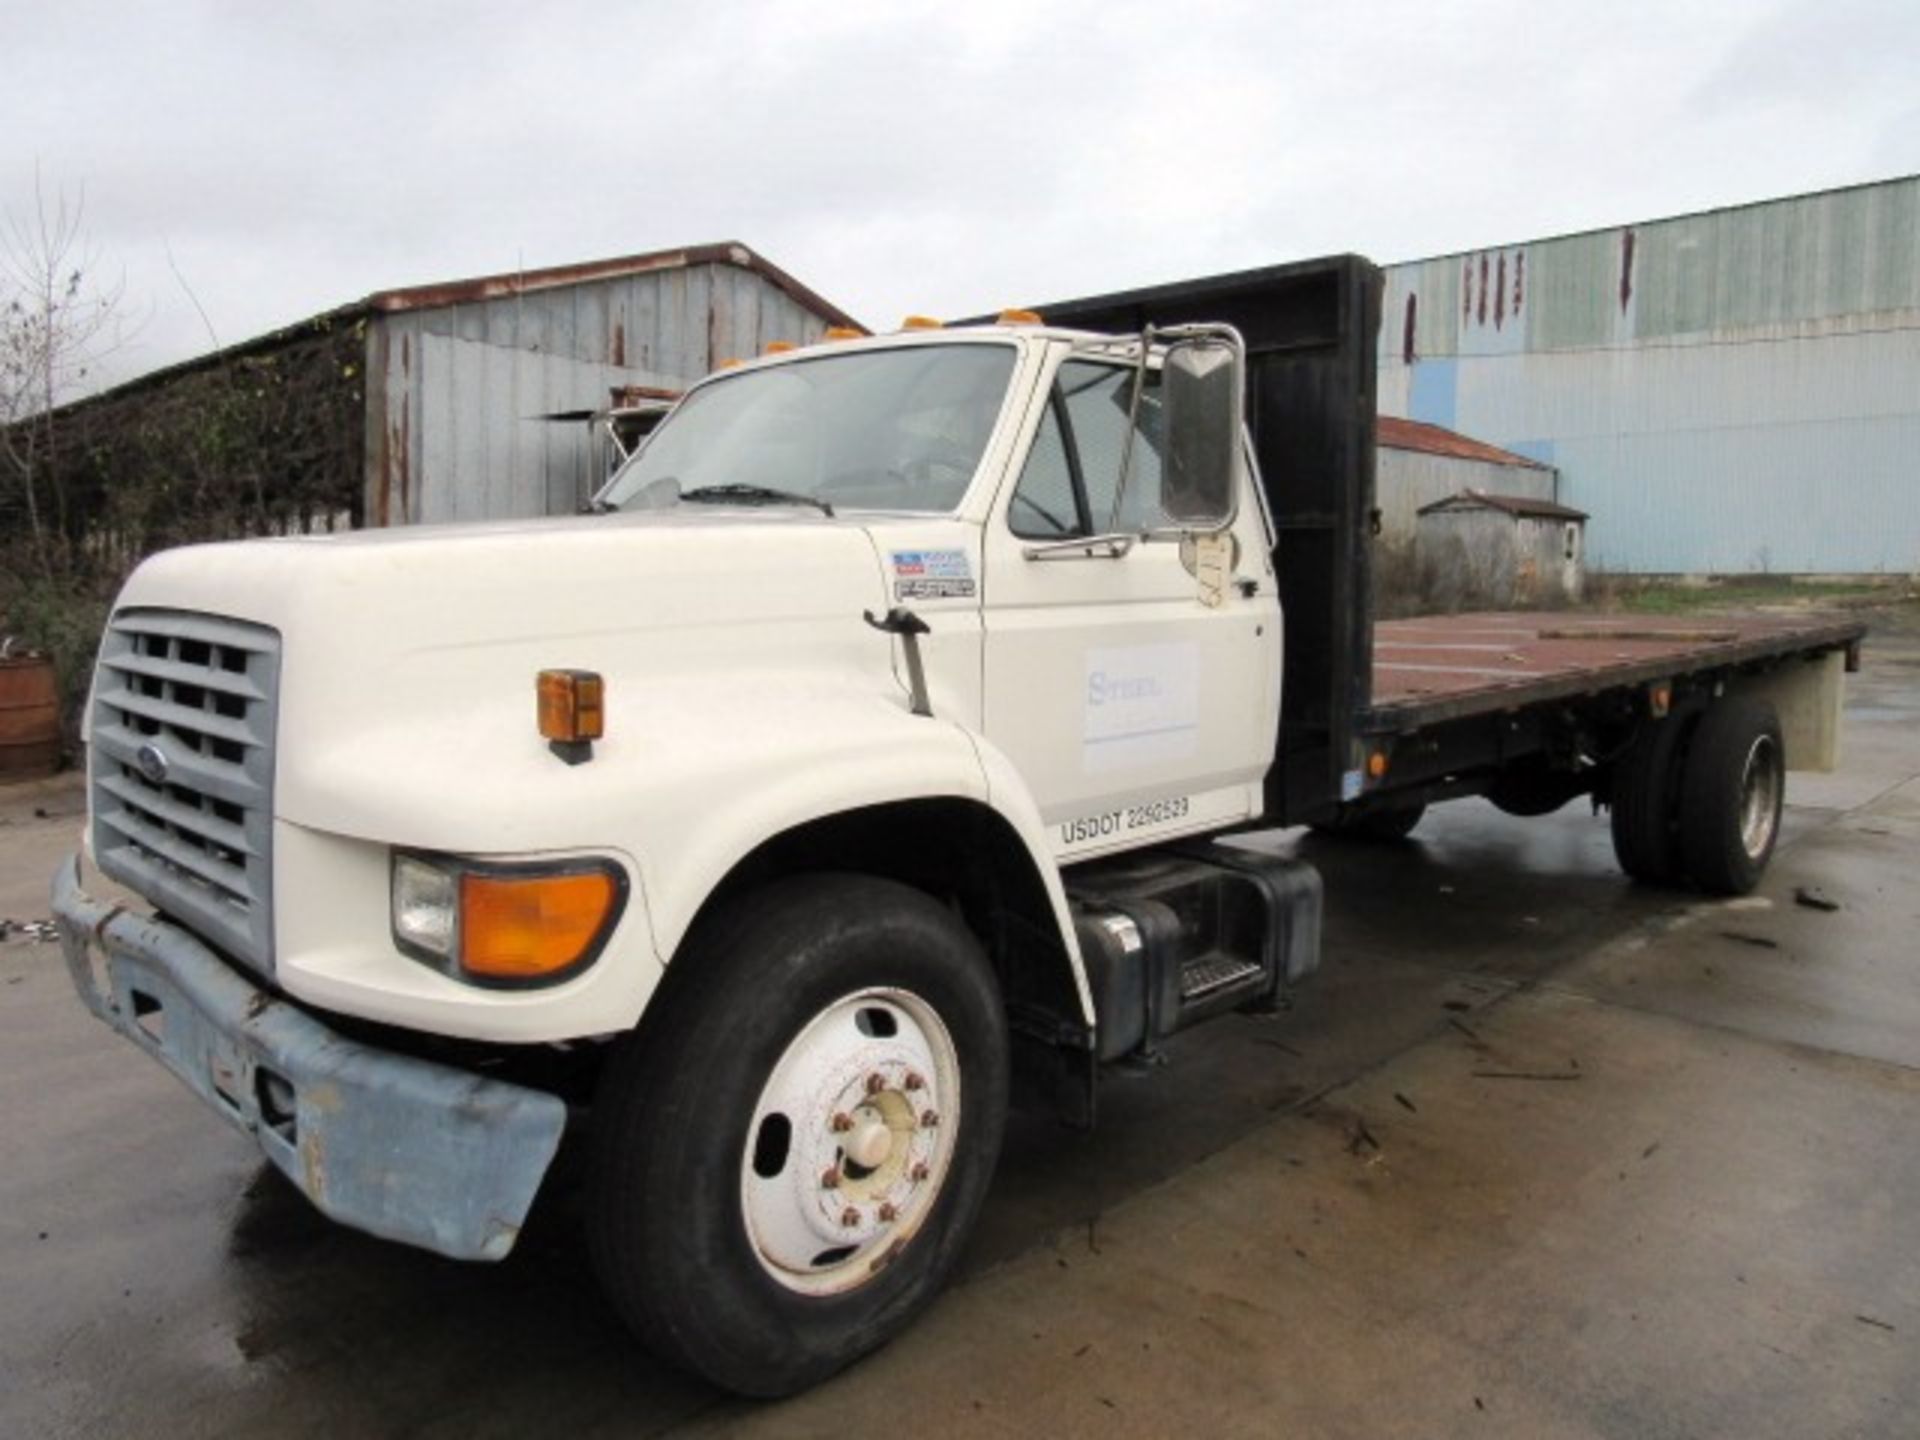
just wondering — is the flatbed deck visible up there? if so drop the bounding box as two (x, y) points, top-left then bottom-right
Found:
(1367, 610), (1866, 730)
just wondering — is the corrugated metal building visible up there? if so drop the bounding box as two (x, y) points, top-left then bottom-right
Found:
(1378, 175), (1920, 574)
(1376, 416), (1557, 542)
(365, 243), (860, 524)
(28, 242), (860, 549)
(1374, 416), (1561, 613)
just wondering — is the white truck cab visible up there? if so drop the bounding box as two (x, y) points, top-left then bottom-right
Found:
(55, 314), (1317, 1396)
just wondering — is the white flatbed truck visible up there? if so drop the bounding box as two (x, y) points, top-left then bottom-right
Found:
(54, 255), (1863, 1395)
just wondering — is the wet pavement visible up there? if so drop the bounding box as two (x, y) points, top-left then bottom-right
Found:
(4, 605), (1917, 1437)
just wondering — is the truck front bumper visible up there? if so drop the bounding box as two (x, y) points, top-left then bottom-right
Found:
(51, 853), (567, 1262)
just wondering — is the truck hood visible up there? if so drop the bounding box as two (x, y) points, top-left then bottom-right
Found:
(111, 510), (926, 841)
(120, 508), (889, 649)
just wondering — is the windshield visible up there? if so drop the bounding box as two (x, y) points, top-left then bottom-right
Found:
(598, 343), (1017, 514)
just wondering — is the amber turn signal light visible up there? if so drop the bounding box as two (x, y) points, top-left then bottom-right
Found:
(538, 669), (604, 743)
(459, 869), (620, 982)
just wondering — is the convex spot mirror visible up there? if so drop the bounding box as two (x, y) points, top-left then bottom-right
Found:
(1160, 339), (1240, 529)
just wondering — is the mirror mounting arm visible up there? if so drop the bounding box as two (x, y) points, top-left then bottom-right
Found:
(1106, 323), (1156, 534)
(1021, 533), (1139, 561)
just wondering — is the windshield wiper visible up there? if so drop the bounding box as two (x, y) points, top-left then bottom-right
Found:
(679, 483), (833, 517)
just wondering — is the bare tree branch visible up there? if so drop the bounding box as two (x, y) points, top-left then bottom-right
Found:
(1, 166), (131, 576)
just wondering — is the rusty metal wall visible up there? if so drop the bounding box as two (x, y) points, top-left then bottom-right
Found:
(364, 261), (836, 525)
(1379, 175), (1920, 573)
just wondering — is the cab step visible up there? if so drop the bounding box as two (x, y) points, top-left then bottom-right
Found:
(1179, 952), (1265, 1001)
(1066, 840), (1322, 1063)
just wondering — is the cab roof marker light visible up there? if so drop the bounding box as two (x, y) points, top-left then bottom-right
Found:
(822, 326), (863, 341)
(997, 308), (1043, 325)
(900, 315), (943, 331)
(764, 340), (797, 354)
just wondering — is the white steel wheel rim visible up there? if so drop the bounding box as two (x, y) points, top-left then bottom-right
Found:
(739, 986), (962, 1296)
(1739, 734), (1782, 860)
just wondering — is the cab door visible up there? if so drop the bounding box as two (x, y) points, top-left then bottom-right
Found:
(980, 351), (1281, 861)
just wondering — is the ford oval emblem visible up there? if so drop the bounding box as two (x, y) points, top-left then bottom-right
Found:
(135, 743), (170, 785)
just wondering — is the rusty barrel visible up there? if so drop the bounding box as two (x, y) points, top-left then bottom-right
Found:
(0, 652), (61, 779)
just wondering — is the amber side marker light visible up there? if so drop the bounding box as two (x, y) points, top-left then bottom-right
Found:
(539, 669), (603, 765)
(1367, 749), (1390, 779)
(460, 868), (621, 984)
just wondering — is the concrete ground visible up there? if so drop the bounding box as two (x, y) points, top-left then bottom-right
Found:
(3, 606), (1917, 1438)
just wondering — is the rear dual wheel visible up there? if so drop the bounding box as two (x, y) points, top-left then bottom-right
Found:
(1678, 698), (1785, 895)
(588, 874), (1007, 1397)
(1610, 697), (1783, 895)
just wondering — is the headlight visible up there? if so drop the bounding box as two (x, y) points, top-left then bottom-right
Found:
(390, 853), (627, 988)
(392, 854), (458, 958)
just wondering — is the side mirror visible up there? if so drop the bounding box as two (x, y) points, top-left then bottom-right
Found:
(1159, 338), (1241, 529)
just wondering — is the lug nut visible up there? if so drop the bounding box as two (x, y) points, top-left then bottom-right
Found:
(821, 1167), (842, 1190)
(830, 1112), (854, 1133)
(910, 1162), (930, 1182)
(904, 1072), (924, 1092)
(920, 1109), (940, 1128)
(840, 1206), (861, 1228)
(878, 1202), (898, 1222)
(865, 1072), (886, 1095)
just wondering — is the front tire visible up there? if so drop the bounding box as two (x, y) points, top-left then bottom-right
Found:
(587, 874), (1008, 1397)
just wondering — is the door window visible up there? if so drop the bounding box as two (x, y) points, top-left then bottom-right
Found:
(1009, 361), (1167, 539)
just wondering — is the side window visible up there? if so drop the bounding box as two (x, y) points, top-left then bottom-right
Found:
(1007, 402), (1078, 537)
(1009, 361), (1166, 539)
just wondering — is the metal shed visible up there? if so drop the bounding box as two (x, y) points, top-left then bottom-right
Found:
(1373, 416), (1559, 613)
(1378, 174), (1920, 575)
(1415, 490), (1589, 610)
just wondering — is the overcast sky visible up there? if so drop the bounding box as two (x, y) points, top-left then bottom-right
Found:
(5, 0), (1917, 394)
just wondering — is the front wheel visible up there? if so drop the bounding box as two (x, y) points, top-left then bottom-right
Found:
(587, 874), (1008, 1396)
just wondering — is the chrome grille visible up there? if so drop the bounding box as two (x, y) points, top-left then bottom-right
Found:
(90, 609), (280, 976)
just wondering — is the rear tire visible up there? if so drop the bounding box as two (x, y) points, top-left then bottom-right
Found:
(587, 874), (1008, 1397)
(1679, 699), (1784, 896)
(1609, 710), (1695, 885)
